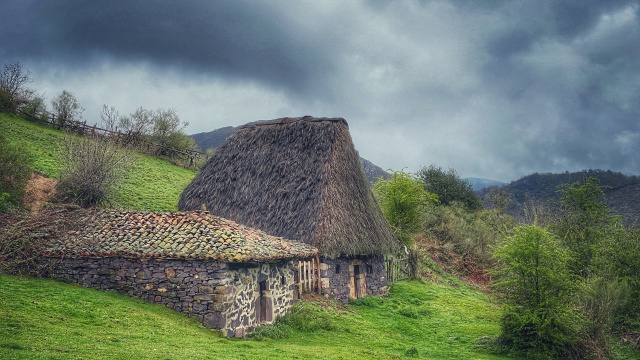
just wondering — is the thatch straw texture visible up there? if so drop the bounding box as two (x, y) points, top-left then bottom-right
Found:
(178, 116), (399, 257)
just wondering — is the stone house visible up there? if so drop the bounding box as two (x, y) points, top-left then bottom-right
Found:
(39, 207), (317, 337)
(178, 116), (400, 302)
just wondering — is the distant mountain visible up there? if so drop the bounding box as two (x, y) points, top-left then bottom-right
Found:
(478, 170), (640, 225)
(191, 126), (236, 151)
(465, 177), (505, 191)
(360, 157), (390, 184)
(190, 127), (389, 184)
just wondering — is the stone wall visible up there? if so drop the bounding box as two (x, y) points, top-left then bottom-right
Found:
(46, 257), (296, 337)
(319, 255), (387, 303)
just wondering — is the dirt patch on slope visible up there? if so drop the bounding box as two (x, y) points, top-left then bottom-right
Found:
(23, 172), (58, 213)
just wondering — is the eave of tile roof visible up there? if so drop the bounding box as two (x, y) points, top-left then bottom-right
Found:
(42, 211), (317, 262)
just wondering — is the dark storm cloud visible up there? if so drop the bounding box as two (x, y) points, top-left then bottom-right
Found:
(0, 1), (332, 94)
(1, 0), (640, 181)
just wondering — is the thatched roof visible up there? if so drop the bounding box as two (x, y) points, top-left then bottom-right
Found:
(37, 206), (317, 262)
(178, 116), (399, 257)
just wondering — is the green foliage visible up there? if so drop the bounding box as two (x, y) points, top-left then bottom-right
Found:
(0, 133), (32, 211)
(424, 203), (513, 266)
(250, 301), (335, 340)
(551, 177), (614, 280)
(419, 165), (482, 210)
(493, 225), (580, 358)
(578, 276), (629, 346)
(599, 226), (640, 331)
(51, 90), (84, 127)
(20, 95), (50, 122)
(374, 170), (438, 246)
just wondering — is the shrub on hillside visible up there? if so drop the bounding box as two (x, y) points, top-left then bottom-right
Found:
(58, 133), (133, 208)
(492, 225), (580, 358)
(249, 301), (335, 340)
(374, 170), (439, 247)
(0, 134), (32, 212)
(419, 165), (482, 211)
(0, 61), (34, 114)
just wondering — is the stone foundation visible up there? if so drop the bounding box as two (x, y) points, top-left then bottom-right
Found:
(46, 257), (296, 337)
(319, 255), (387, 303)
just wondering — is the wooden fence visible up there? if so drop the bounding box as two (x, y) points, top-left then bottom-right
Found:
(295, 257), (321, 296)
(19, 110), (208, 169)
(385, 255), (411, 283)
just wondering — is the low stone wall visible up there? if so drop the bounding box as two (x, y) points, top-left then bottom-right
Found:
(46, 257), (296, 337)
(319, 255), (387, 303)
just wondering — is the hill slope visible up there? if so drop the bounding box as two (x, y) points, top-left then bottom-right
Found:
(0, 275), (511, 360)
(480, 170), (640, 224)
(0, 114), (196, 211)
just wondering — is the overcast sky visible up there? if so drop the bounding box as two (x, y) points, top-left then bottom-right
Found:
(2, 1), (639, 182)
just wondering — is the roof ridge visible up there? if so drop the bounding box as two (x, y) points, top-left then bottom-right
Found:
(237, 116), (348, 129)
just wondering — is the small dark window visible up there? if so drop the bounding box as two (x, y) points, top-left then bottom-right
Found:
(368, 265), (373, 274)
(281, 275), (286, 285)
(335, 264), (341, 274)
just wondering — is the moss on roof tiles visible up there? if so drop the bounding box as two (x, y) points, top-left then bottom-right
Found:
(43, 210), (317, 262)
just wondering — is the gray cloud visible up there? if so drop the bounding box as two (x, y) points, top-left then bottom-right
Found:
(1, 0), (640, 182)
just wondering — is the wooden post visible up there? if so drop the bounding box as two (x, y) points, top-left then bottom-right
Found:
(315, 255), (321, 293)
(297, 261), (302, 296)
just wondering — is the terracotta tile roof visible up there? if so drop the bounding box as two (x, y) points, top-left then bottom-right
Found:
(42, 211), (318, 262)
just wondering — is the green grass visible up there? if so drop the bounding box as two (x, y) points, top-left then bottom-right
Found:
(0, 114), (195, 211)
(0, 275), (517, 360)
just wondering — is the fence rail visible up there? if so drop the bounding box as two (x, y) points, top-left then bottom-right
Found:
(18, 110), (208, 168)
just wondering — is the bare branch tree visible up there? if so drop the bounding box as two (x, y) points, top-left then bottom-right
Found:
(58, 133), (133, 208)
(100, 104), (120, 132)
(0, 61), (34, 113)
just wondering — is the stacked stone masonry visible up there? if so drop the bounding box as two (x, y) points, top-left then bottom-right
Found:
(47, 257), (296, 337)
(319, 255), (388, 303)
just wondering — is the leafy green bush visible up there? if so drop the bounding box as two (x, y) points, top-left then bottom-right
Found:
(492, 225), (580, 358)
(249, 301), (335, 340)
(374, 170), (438, 247)
(419, 165), (482, 210)
(0, 133), (32, 211)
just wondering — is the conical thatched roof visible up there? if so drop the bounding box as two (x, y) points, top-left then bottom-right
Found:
(179, 116), (399, 258)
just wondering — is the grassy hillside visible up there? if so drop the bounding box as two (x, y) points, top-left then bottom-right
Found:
(0, 275), (512, 360)
(0, 114), (196, 211)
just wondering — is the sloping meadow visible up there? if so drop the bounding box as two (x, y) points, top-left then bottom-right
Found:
(0, 114), (195, 211)
(0, 275), (514, 360)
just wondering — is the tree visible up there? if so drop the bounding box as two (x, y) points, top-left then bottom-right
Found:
(58, 133), (133, 208)
(21, 95), (50, 122)
(0, 134), (32, 211)
(374, 170), (438, 247)
(550, 177), (613, 280)
(119, 106), (154, 138)
(418, 165), (482, 210)
(0, 61), (34, 113)
(51, 90), (84, 128)
(492, 225), (579, 358)
(100, 104), (120, 132)
(150, 108), (196, 157)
